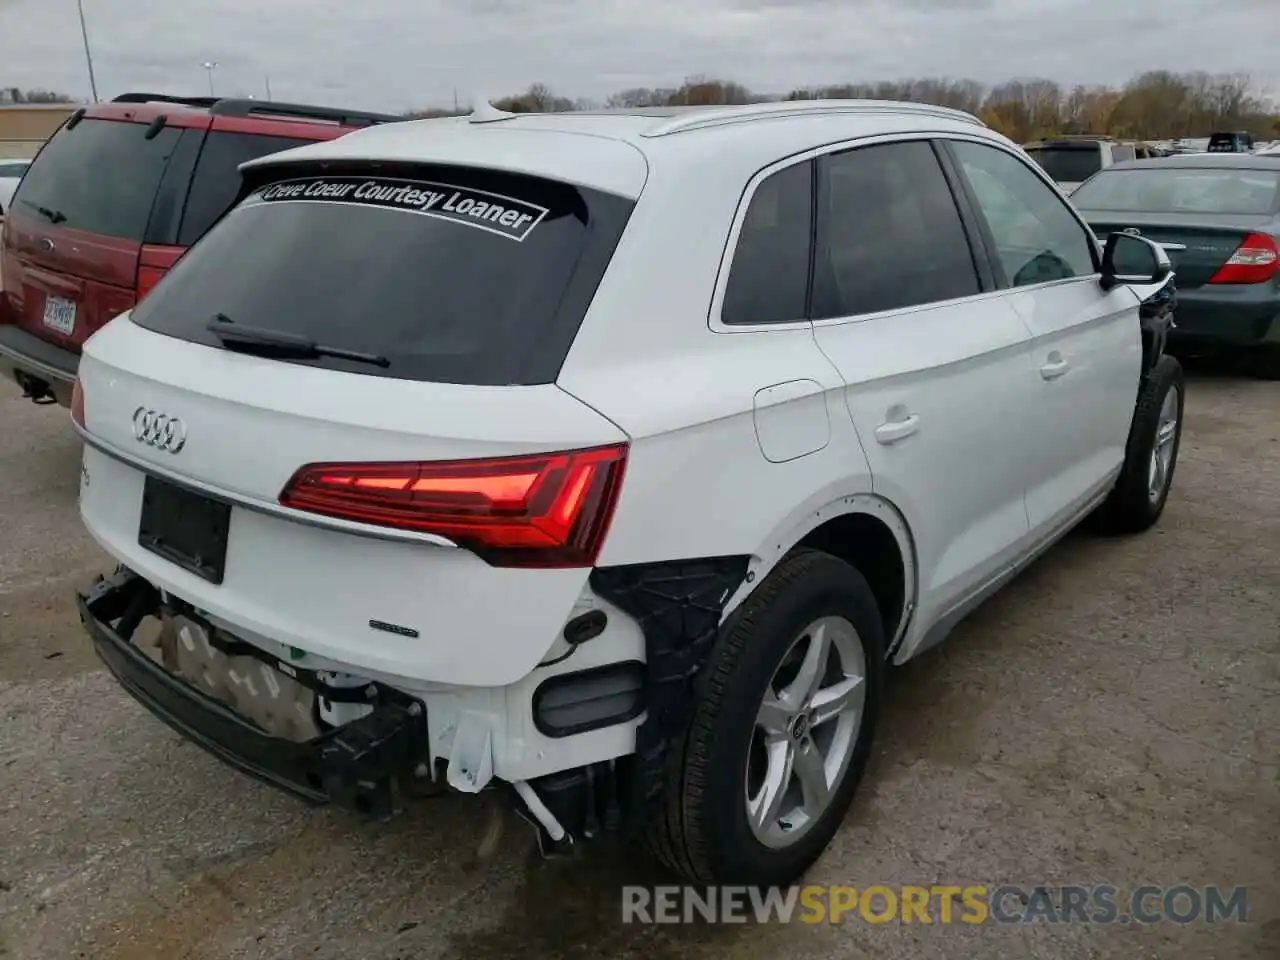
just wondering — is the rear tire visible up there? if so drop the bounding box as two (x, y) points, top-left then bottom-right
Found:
(645, 548), (885, 886)
(1096, 354), (1184, 534)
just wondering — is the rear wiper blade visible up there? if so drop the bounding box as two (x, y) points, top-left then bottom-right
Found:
(21, 200), (66, 224)
(205, 314), (389, 368)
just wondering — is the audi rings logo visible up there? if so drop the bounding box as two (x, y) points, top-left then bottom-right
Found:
(132, 407), (187, 453)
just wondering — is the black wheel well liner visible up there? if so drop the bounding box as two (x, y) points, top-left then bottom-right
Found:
(588, 510), (910, 836)
(796, 511), (908, 647)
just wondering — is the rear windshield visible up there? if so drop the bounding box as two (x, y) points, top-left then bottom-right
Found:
(1023, 145), (1102, 184)
(128, 168), (634, 385)
(10, 118), (180, 239)
(178, 131), (312, 245)
(1207, 134), (1250, 153)
(1069, 167), (1280, 216)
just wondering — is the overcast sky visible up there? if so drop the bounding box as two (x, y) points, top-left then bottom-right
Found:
(0, 0), (1275, 113)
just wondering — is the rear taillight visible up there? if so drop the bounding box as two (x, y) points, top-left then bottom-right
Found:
(279, 443), (629, 568)
(1207, 233), (1280, 284)
(135, 264), (167, 301)
(70, 378), (85, 429)
(136, 243), (185, 302)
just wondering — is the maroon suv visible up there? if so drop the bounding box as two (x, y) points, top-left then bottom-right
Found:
(0, 92), (403, 406)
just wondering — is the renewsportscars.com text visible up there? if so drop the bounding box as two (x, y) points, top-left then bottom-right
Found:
(621, 884), (1249, 925)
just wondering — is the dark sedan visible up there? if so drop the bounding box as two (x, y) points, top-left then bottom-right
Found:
(1070, 154), (1280, 378)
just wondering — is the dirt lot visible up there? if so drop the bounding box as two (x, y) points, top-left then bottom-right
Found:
(0, 367), (1277, 960)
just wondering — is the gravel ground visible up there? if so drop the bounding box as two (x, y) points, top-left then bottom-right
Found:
(0, 365), (1277, 960)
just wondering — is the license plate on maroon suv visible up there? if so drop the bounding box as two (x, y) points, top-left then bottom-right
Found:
(138, 475), (232, 584)
(41, 295), (76, 336)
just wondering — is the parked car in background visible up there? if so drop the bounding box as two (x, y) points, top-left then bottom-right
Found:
(0, 158), (31, 216)
(1171, 138), (1211, 155)
(0, 93), (403, 406)
(1071, 154), (1280, 378)
(73, 99), (1183, 887)
(1022, 136), (1155, 194)
(1206, 131), (1254, 154)
(1257, 142), (1280, 157)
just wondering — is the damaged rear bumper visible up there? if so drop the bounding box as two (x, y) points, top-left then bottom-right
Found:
(78, 567), (430, 819)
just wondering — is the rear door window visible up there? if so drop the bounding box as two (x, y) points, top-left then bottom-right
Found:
(10, 118), (180, 239)
(128, 168), (634, 386)
(178, 131), (313, 244)
(811, 140), (980, 318)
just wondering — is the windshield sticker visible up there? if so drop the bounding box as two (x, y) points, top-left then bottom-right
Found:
(247, 177), (549, 242)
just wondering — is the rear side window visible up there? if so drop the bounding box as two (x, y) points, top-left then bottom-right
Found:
(811, 140), (980, 319)
(178, 131), (312, 245)
(128, 168), (634, 386)
(721, 161), (813, 325)
(10, 118), (180, 239)
(0, 162), (29, 178)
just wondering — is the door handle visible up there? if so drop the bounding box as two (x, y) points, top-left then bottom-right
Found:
(1040, 355), (1070, 380)
(874, 413), (920, 445)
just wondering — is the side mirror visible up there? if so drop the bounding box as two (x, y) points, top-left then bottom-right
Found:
(1100, 232), (1172, 291)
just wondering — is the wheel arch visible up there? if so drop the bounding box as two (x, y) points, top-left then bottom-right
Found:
(722, 492), (919, 660)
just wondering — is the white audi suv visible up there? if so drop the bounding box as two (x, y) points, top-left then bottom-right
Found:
(71, 99), (1184, 886)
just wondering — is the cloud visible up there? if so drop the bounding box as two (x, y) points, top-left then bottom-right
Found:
(0, 0), (1274, 111)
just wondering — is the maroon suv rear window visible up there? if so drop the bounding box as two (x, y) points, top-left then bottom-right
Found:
(9, 118), (180, 241)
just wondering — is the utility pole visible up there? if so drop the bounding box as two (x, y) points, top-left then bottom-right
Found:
(202, 61), (219, 97)
(453, 88), (459, 112)
(76, 0), (99, 103)
(265, 75), (273, 100)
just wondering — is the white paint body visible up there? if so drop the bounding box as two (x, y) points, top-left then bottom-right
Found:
(75, 101), (1146, 785)
(0, 159), (32, 216)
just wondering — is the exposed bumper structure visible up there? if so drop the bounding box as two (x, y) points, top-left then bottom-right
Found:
(78, 567), (431, 819)
(77, 556), (753, 853)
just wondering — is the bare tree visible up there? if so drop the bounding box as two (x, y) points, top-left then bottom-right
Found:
(406, 71), (1279, 140)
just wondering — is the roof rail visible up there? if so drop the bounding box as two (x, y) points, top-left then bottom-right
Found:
(209, 98), (404, 127)
(640, 99), (985, 137)
(111, 92), (220, 109)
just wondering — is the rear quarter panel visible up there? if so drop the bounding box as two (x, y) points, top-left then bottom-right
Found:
(556, 142), (877, 574)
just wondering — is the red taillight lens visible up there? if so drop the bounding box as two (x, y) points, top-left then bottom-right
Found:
(136, 243), (184, 301)
(279, 443), (629, 568)
(135, 264), (167, 301)
(1207, 233), (1280, 284)
(70, 378), (85, 429)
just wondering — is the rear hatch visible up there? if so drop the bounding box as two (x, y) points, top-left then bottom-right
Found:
(0, 110), (204, 350)
(76, 161), (637, 687)
(1072, 166), (1280, 288)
